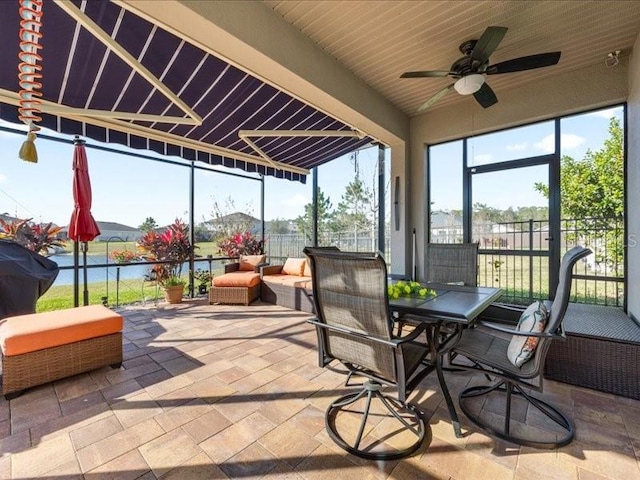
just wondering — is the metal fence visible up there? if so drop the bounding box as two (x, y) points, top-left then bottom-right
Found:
(265, 231), (387, 264)
(470, 217), (624, 306)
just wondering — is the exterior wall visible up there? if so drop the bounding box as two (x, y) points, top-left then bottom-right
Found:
(409, 60), (628, 281)
(628, 35), (640, 321)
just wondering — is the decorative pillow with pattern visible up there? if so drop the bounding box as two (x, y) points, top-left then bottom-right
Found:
(507, 300), (549, 368)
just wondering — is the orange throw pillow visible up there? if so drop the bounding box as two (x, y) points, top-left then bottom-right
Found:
(282, 258), (306, 276)
(239, 254), (266, 271)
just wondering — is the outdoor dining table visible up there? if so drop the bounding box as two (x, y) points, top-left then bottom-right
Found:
(388, 282), (504, 437)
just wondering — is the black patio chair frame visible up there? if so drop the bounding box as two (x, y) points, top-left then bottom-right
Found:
(445, 245), (591, 449)
(304, 248), (433, 460)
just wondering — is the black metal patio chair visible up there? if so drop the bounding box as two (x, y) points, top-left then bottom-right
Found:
(445, 245), (591, 448)
(304, 248), (433, 460)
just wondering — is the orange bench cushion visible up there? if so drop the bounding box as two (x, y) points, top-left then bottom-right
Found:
(213, 272), (261, 287)
(262, 274), (312, 289)
(0, 305), (123, 357)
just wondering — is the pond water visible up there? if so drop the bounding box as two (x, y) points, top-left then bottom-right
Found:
(49, 254), (204, 286)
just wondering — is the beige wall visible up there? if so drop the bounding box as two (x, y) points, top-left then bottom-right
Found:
(408, 60), (628, 280)
(628, 36), (640, 321)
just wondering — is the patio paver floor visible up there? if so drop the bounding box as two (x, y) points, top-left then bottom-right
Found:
(1, 299), (639, 479)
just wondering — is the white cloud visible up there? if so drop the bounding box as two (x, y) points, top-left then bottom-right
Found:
(587, 108), (619, 119)
(474, 154), (492, 163)
(534, 133), (585, 153)
(0, 173), (6, 183)
(506, 142), (528, 152)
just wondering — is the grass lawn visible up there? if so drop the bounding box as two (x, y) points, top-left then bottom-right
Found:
(59, 240), (221, 257)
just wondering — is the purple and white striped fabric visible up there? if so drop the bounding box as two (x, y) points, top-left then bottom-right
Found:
(0, 1), (371, 182)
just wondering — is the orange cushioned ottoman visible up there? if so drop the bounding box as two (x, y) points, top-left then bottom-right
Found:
(210, 271), (261, 305)
(0, 305), (123, 399)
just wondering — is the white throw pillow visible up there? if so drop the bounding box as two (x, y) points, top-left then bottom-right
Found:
(507, 300), (549, 368)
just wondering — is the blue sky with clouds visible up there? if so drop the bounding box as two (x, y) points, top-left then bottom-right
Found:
(0, 121), (385, 228)
(429, 106), (623, 212)
(0, 105), (621, 228)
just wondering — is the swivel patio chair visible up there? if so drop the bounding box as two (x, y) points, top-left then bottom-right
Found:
(304, 248), (433, 460)
(396, 242), (479, 334)
(424, 242), (479, 286)
(446, 245), (591, 448)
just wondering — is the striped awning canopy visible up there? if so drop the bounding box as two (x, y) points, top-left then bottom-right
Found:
(0, 1), (372, 182)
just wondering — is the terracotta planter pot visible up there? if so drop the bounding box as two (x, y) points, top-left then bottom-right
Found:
(163, 285), (184, 304)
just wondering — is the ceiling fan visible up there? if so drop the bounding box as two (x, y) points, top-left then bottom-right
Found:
(401, 26), (561, 112)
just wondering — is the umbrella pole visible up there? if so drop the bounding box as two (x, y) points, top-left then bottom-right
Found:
(73, 241), (79, 307)
(82, 241), (89, 306)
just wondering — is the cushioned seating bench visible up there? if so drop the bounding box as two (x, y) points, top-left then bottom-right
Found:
(260, 257), (315, 313)
(209, 255), (265, 306)
(0, 305), (123, 399)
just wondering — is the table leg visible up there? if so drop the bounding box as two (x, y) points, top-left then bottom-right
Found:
(432, 322), (462, 438)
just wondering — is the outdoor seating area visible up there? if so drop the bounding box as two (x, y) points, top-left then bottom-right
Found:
(1, 1), (640, 478)
(209, 255), (266, 306)
(1, 299), (639, 479)
(260, 257), (315, 313)
(0, 305), (123, 400)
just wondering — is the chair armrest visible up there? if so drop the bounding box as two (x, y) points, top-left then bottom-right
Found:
(260, 264), (284, 276)
(391, 323), (430, 344)
(224, 263), (240, 273)
(308, 318), (403, 348)
(479, 321), (565, 339)
(253, 262), (269, 273)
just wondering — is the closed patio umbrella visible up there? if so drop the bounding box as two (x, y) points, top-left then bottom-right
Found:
(68, 136), (100, 306)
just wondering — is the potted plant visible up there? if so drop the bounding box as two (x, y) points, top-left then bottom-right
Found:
(163, 275), (187, 303)
(194, 268), (212, 295)
(137, 219), (191, 304)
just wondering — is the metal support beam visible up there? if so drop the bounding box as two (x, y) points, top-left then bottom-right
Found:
(312, 167), (319, 247)
(549, 119), (562, 298)
(261, 175), (266, 252)
(377, 144), (385, 254)
(189, 161), (195, 298)
(463, 139), (472, 243)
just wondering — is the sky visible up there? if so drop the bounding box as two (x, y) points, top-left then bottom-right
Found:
(0, 119), (387, 228)
(429, 106), (623, 212)
(0, 105), (622, 229)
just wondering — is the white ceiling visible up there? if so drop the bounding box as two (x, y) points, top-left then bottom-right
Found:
(263, 1), (640, 116)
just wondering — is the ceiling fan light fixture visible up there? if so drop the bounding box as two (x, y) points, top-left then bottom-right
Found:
(454, 74), (485, 95)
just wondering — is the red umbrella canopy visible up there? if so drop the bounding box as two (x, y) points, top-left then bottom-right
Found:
(68, 139), (100, 242)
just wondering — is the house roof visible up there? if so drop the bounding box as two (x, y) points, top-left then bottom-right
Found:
(206, 212), (262, 226)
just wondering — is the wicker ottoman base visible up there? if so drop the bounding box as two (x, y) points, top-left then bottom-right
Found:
(209, 284), (260, 305)
(544, 304), (640, 400)
(2, 332), (123, 399)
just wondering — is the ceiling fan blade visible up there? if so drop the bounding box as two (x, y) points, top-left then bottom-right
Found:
(417, 83), (455, 112)
(473, 82), (498, 109)
(486, 52), (561, 74)
(401, 70), (451, 78)
(471, 26), (508, 65)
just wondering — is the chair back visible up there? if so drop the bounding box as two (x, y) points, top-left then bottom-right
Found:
(527, 246), (591, 376)
(424, 243), (479, 286)
(546, 246), (592, 334)
(304, 249), (397, 381)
